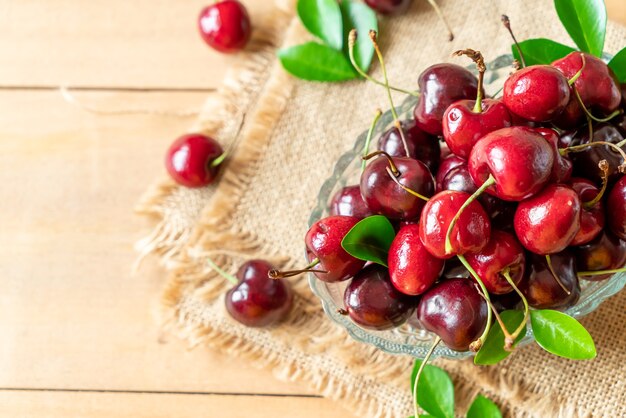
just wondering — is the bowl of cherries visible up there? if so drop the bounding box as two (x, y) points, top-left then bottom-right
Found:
(280, 47), (626, 360)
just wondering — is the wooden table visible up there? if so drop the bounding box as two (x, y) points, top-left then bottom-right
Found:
(1, 1), (624, 416)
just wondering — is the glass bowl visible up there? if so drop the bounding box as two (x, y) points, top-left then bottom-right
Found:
(307, 55), (626, 359)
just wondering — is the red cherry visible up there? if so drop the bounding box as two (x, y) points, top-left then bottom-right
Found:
(364, 0), (411, 14)
(514, 184), (581, 255)
(465, 230), (525, 294)
(418, 190), (491, 259)
(305, 216), (365, 282)
(568, 178), (605, 246)
(329, 185), (373, 219)
(535, 128), (573, 183)
(413, 64), (480, 135)
(607, 176), (626, 240)
(503, 65), (570, 122)
(388, 224), (445, 295)
(377, 119), (440, 171)
(468, 126), (555, 201)
(225, 260), (293, 327)
(574, 230), (626, 281)
(165, 133), (224, 187)
(442, 98), (512, 158)
(435, 154), (466, 192)
(198, 1), (251, 53)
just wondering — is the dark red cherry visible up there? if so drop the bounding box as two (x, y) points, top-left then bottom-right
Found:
(465, 230), (525, 295)
(607, 176), (626, 240)
(377, 119), (440, 171)
(491, 292), (522, 312)
(305, 216), (366, 282)
(413, 64), (480, 135)
(574, 230), (626, 281)
(567, 123), (626, 184)
(435, 154), (466, 192)
(165, 133), (224, 187)
(329, 185), (373, 219)
(519, 250), (580, 309)
(514, 184), (581, 255)
(225, 260), (293, 327)
(503, 65), (570, 122)
(552, 52), (621, 117)
(360, 154), (434, 220)
(198, 0), (251, 53)
(419, 190), (491, 259)
(344, 264), (416, 330)
(417, 278), (488, 351)
(388, 224), (445, 295)
(442, 98), (512, 158)
(569, 178), (605, 246)
(469, 126), (555, 201)
(535, 128), (573, 183)
(364, 0), (411, 14)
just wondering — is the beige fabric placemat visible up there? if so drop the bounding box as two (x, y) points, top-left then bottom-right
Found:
(137, 1), (626, 417)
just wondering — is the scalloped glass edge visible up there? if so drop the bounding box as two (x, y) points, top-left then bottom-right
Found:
(307, 54), (626, 359)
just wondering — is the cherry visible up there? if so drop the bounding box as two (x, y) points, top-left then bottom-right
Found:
(303, 216), (365, 282)
(343, 264), (416, 330)
(491, 292), (522, 312)
(329, 185), (373, 219)
(377, 120), (440, 171)
(535, 128), (573, 183)
(419, 190), (491, 259)
(413, 64), (480, 136)
(443, 98), (512, 158)
(364, 0), (411, 15)
(388, 224), (445, 295)
(417, 278), (488, 351)
(360, 152), (434, 220)
(607, 176), (626, 240)
(568, 178), (605, 246)
(198, 1), (251, 53)
(552, 52), (621, 119)
(503, 65), (570, 122)
(519, 250), (581, 309)
(465, 230), (525, 295)
(225, 260), (293, 327)
(574, 230), (626, 281)
(514, 184), (581, 255)
(165, 133), (225, 188)
(468, 126), (555, 201)
(435, 154), (465, 192)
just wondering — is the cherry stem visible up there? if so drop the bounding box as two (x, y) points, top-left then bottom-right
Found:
(426, 0), (454, 41)
(501, 269), (529, 349)
(348, 30), (420, 97)
(386, 166), (431, 202)
(363, 150), (400, 176)
(369, 31), (410, 158)
(501, 15), (525, 68)
(562, 140), (626, 173)
(453, 49), (486, 113)
(578, 267), (626, 277)
(205, 256), (238, 286)
(210, 152), (228, 168)
(616, 138), (626, 148)
(567, 53), (586, 86)
(584, 160), (609, 208)
(545, 254), (571, 295)
(412, 336), (442, 418)
(361, 109), (383, 172)
(572, 86), (623, 123)
(444, 174), (495, 254)
(268, 258), (327, 279)
(456, 254), (493, 352)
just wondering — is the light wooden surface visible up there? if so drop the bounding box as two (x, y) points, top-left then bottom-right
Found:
(1, 1), (624, 417)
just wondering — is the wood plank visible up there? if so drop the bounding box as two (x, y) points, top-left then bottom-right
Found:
(0, 90), (312, 395)
(0, 0), (275, 89)
(0, 391), (345, 418)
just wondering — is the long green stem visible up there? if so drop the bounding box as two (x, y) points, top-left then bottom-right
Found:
(268, 258), (326, 279)
(562, 140), (626, 171)
(545, 255), (571, 295)
(502, 269), (529, 348)
(412, 336), (441, 418)
(361, 110), (383, 172)
(457, 254), (493, 351)
(584, 160), (609, 209)
(453, 49), (485, 113)
(210, 152), (228, 168)
(205, 256), (238, 285)
(501, 15), (525, 67)
(567, 53), (586, 86)
(387, 168), (431, 202)
(578, 267), (626, 277)
(444, 175), (495, 254)
(426, 0), (454, 41)
(573, 87), (623, 123)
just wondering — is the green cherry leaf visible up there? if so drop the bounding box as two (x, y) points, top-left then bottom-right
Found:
(341, 215), (395, 266)
(530, 309), (597, 360)
(297, 0), (343, 50)
(340, 0), (378, 72)
(467, 394), (503, 418)
(411, 360), (454, 418)
(554, 0), (606, 57)
(608, 47), (626, 83)
(278, 42), (357, 82)
(512, 38), (577, 66)
(475, 310), (527, 366)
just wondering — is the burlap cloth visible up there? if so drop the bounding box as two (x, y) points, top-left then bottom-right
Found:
(136, 1), (626, 416)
